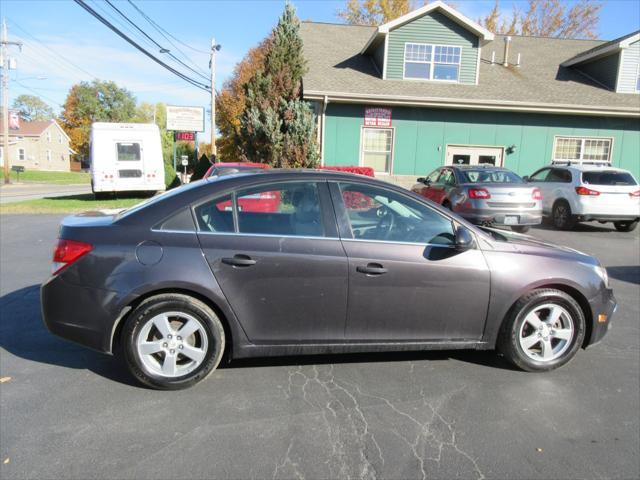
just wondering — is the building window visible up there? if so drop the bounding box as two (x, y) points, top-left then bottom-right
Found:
(46, 131), (51, 142)
(553, 137), (612, 162)
(18, 148), (25, 162)
(58, 134), (63, 144)
(361, 128), (393, 173)
(404, 43), (461, 81)
(46, 150), (52, 162)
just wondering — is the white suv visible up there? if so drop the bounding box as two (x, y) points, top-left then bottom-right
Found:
(525, 163), (640, 232)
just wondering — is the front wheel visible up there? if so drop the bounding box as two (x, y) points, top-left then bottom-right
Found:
(614, 220), (638, 232)
(122, 293), (225, 390)
(498, 289), (585, 372)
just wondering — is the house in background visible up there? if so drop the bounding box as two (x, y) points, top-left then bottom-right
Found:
(0, 119), (74, 172)
(300, 1), (640, 187)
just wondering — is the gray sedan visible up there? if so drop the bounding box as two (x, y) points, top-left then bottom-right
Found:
(41, 170), (614, 389)
(412, 166), (543, 233)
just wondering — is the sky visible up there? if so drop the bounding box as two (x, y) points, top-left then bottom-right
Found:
(3, 0), (640, 141)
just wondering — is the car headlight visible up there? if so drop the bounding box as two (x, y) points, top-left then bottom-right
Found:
(595, 264), (609, 288)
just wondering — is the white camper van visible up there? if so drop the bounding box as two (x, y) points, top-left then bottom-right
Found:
(90, 122), (165, 197)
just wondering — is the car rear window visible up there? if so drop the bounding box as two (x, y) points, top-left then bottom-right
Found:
(582, 171), (637, 186)
(460, 170), (523, 184)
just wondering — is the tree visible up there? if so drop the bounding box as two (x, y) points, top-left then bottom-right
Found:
(60, 80), (137, 158)
(338, 0), (415, 25)
(479, 0), (602, 39)
(238, 3), (319, 167)
(12, 95), (54, 122)
(216, 41), (269, 160)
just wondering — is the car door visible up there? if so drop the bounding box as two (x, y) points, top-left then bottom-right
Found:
(195, 180), (348, 343)
(330, 181), (491, 341)
(413, 169), (441, 201)
(527, 167), (553, 212)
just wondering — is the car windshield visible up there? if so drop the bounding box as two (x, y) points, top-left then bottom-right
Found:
(460, 169), (523, 184)
(582, 171), (637, 186)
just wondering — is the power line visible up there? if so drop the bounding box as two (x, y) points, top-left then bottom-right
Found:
(127, 0), (210, 55)
(125, 0), (209, 77)
(104, 0), (209, 82)
(13, 80), (64, 108)
(73, 0), (210, 92)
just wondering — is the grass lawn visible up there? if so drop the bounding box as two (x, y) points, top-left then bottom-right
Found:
(0, 193), (146, 215)
(0, 170), (91, 184)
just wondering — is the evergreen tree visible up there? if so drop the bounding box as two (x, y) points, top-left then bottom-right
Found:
(239, 3), (319, 168)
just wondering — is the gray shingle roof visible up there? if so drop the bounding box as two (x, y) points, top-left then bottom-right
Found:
(300, 22), (640, 115)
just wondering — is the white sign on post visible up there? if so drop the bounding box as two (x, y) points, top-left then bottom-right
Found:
(166, 106), (205, 132)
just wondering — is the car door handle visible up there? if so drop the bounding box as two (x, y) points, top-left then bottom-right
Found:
(222, 255), (256, 267)
(356, 263), (387, 275)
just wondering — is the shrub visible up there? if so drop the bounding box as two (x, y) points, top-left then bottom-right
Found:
(190, 154), (212, 181)
(320, 166), (375, 177)
(164, 161), (181, 190)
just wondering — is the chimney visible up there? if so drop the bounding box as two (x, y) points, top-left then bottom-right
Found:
(503, 36), (512, 67)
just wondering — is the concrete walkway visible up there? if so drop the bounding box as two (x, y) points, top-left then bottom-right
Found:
(0, 183), (91, 204)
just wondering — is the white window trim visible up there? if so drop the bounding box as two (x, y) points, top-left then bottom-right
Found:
(46, 149), (52, 162)
(359, 126), (395, 174)
(552, 135), (614, 163)
(403, 42), (462, 83)
(46, 131), (51, 142)
(18, 148), (25, 162)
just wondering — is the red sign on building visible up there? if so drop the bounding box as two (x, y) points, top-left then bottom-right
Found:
(364, 107), (392, 127)
(175, 131), (196, 141)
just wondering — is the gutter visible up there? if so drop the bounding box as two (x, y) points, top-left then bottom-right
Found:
(304, 90), (640, 118)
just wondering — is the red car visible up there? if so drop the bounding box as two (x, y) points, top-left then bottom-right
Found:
(205, 162), (278, 212)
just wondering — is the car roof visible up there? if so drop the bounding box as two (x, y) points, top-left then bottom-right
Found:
(548, 163), (630, 173)
(448, 165), (512, 171)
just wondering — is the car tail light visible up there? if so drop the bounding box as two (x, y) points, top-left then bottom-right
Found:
(468, 188), (491, 199)
(575, 186), (600, 196)
(532, 188), (543, 201)
(52, 239), (92, 275)
(630, 190), (640, 198)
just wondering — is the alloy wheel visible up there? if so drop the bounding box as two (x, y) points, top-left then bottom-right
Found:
(136, 312), (209, 378)
(518, 303), (574, 362)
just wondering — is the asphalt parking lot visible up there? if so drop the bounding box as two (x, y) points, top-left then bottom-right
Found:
(1, 214), (638, 480)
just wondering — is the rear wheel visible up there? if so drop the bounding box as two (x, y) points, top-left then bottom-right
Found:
(498, 288), (585, 372)
(122, 293), (225, 390)
(613, 220), (638, 232)
(511, 225), (530, 233)
(552, 200), (576, 230)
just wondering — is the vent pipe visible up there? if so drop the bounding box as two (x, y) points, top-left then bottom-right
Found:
(503, 36), (512, 67)
(491, 51), (495, 65)
(516, 53), (521, 67)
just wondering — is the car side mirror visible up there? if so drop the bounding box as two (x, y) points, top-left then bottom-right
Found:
(417, 177), (426, 183)
(454, 226), (475, 250)
(522, 175), (530, 182)
(420, 178), (431, 185)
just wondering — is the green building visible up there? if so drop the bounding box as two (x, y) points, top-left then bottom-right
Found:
(300, 1), (640, 187)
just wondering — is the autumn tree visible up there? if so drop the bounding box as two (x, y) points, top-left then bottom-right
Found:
(60, 80), (136, 158)
(479, 0), (602, 39)
(216, 41), (269, 160)
(12, 95), (54, 122)
(338, 0), (416, 25)
(239, 3), (319, 167)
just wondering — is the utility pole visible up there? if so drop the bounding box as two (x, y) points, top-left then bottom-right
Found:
(209, 38), (220, 160)
(1, 19), (22, 184)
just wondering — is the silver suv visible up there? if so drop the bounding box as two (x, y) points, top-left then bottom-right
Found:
(525, 163), (640, 232)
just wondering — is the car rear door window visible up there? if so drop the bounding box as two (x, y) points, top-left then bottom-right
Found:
(236, 182), (325, 237)
(194, 194), (235, 233)
(338, 183), (455, 245)
(156, 208), (195, 232)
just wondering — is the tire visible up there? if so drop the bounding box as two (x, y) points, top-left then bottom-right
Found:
(498, 288), (585, 372)
(613, 220), (638, 232)
(511, 225), (530, 233)
(122, 293), (225, 390)
(552, 200), (576, 230)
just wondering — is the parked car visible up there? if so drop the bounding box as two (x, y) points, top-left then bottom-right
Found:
(524, 163), (640, 231)
(203, 162), (269, 179)
(42, 170), (615, 389)
(412, 165), (542, 233)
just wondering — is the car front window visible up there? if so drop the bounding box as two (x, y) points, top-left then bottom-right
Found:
(338, 183), (455, 245)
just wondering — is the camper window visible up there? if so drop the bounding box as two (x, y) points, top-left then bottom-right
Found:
(117, 142), (141, 161)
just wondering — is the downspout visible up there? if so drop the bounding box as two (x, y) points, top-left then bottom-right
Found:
(320, 95), (328, 166)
